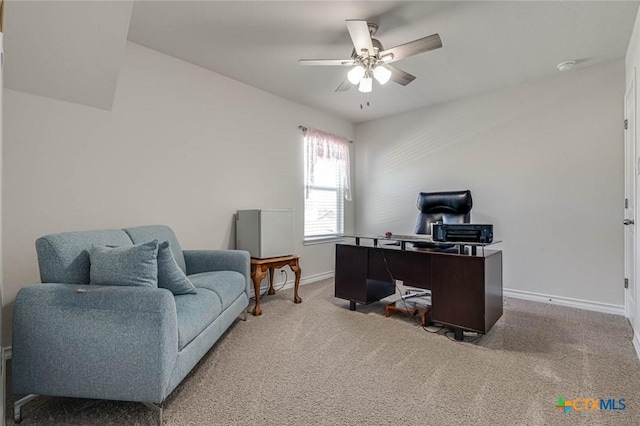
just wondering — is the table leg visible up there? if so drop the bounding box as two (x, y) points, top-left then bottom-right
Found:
(454, 328), (464, 341)
(267, 268), (276, 295)
(291, 258), (302, 304)
(251, 265), (267, 316)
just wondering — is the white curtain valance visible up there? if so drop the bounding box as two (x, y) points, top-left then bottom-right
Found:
(304, 127), (352, 201)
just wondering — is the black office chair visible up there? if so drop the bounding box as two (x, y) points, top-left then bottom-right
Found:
(413, 190), (472, 250)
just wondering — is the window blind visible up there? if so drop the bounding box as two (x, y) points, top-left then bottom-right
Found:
(303, 128), (350, 240)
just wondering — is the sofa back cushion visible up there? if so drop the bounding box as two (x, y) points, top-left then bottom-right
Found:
(124, 225), (187, 273)
(36, 230), (134, 284)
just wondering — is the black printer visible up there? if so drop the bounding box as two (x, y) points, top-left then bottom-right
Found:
(432, 223), (493, 244)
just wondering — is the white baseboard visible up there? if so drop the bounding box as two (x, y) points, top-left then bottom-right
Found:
(263, 277), (627, 317)
(2, 347), (11, 361)
(251, 271), (334, 297)
(300, 271), (334, 286)
(504, 288), (625, 316)
(633, 331), (640, 361)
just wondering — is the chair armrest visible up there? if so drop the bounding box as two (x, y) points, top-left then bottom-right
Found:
(12, 283), (178, 403)
(183, 250), (251, 295)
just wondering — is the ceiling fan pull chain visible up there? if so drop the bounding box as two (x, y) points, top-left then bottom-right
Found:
(359, 92), (372, 109)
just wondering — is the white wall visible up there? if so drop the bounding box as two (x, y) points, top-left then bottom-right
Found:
(1, 42), (355, 344)
(355, 59), (624, 309)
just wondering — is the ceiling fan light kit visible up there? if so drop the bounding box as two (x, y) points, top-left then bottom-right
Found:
(373, 65), (392, 85)
(348, 65), (365, 84)
(359, 76), (373, 93)
(299, 19), (443, 106)
(348, 63), (390, 91)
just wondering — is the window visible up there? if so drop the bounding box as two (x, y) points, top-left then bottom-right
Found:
(303, 128), (351, 242)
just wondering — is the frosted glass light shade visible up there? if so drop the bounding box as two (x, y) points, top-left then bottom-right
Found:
(358, 76), (372, 93)
(347, 66), (365, 84)
(374, 66), (391, 84)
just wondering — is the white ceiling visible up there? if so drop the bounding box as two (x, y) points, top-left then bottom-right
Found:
(4, 1), (133, 110)
(4, 1), (639, 123)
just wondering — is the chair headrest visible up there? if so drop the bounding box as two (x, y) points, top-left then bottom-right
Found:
(416, 190), (473, 214)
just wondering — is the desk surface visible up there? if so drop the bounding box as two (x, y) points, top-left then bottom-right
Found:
(341, 235), (501, 257)
(342, 234), (501, 247)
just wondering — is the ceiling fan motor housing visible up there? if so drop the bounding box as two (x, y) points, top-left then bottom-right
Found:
(351, 38), (384, 61)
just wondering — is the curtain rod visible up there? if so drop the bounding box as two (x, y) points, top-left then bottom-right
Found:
(298, 125), (353, 143)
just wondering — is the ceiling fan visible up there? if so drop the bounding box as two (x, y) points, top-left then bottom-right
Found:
(299, 19), (442, 95)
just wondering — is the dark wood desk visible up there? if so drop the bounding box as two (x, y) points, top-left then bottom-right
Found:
(335, 243), (502, 339)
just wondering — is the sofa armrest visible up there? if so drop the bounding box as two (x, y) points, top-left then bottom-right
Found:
(183, 250), (251, 295)
(12, 283), (178, 403)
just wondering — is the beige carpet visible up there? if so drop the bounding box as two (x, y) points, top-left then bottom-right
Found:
(6, 278), (640, 425)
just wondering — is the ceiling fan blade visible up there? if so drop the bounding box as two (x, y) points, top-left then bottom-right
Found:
(386, 64), (416, 86)
(299, 59), (356, 66)
(335, 78), (353, 92)
(346, 19), (375, 57)
(380, 34), (442, 63)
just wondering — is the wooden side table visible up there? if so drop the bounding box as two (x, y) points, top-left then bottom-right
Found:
(250, 255), (301, 316)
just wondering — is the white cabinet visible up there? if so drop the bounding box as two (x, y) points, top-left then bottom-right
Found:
(236, 209), (294, 258)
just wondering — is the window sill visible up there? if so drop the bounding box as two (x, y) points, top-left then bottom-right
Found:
(303, 236), (345, 246)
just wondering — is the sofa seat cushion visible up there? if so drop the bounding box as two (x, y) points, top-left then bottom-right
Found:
(175, 288), (222, 350)
(187, 271), (246, 310)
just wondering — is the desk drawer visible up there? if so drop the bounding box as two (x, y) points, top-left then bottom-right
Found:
(432, 255), (485, 332)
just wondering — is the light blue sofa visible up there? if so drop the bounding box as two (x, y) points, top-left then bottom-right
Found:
(11, 225), (250, 423)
